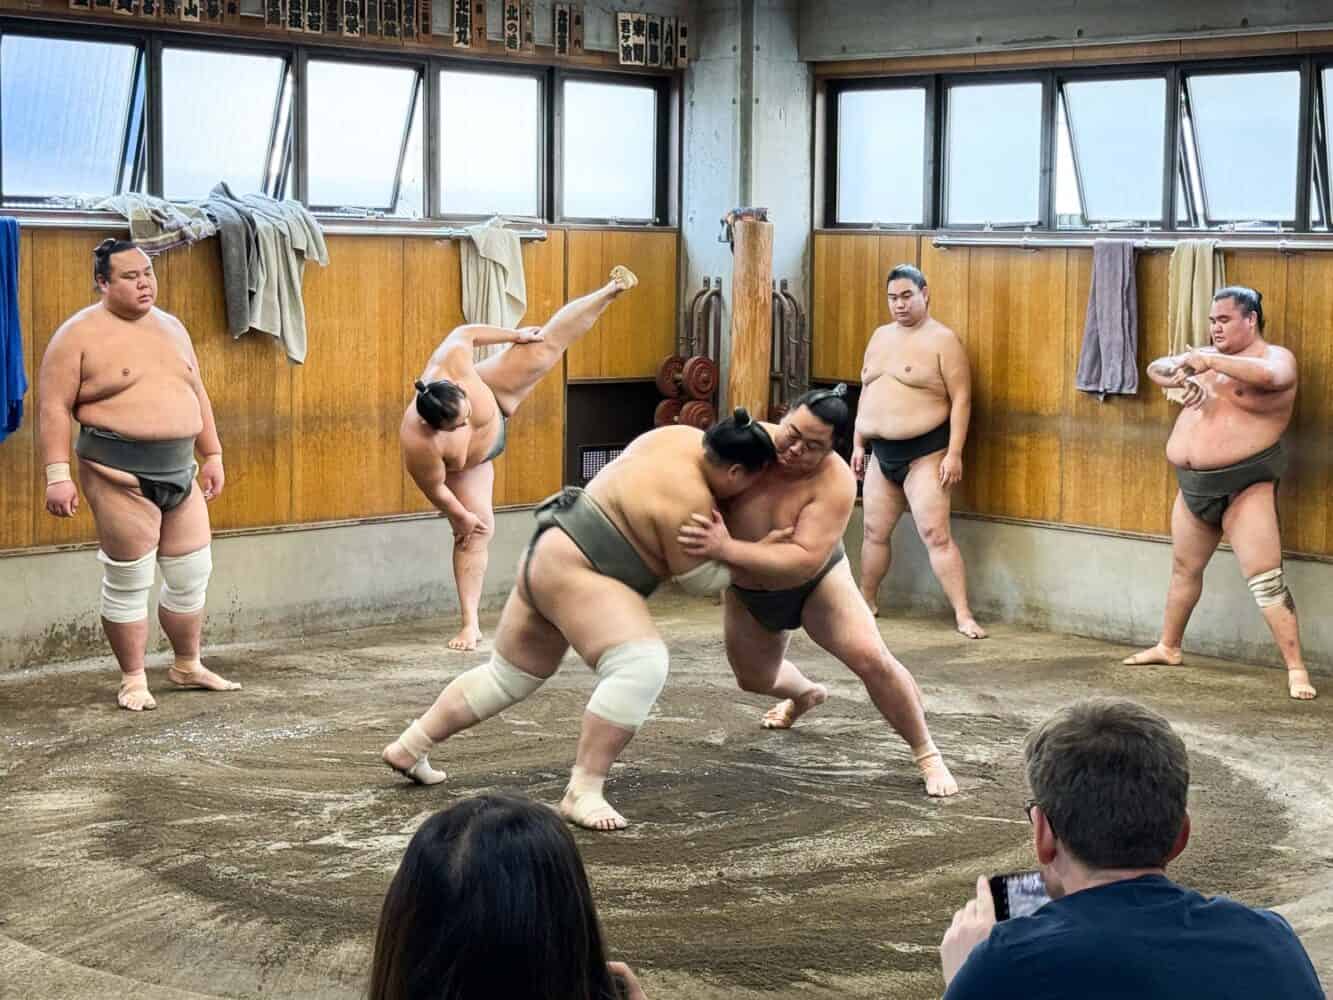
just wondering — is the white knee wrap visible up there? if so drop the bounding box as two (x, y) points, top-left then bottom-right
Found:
(586, 640), (669, 730)
(98, 549), (157, 624)
(1248, 567), (1291, 609)
(673, 559), (732, 597)
(158, 545), (212, 615)
(455, 651), (545, 721)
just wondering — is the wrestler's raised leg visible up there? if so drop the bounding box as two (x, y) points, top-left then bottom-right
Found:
(904, 454), (986, 639)
(1124, 492), (1221, 666)
(79, 461), (162, 711)
(802, 562), (958, 796)
(480, 268), (636, 414)
(1224, 483), (1316, 700)
(722, 590), (827, 728)
(443, 463), (496, 651)
(153, 483), (239, 694)
(858, 456), (908, 616)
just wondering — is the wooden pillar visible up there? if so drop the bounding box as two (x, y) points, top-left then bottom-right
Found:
(726, 219), (774, 418)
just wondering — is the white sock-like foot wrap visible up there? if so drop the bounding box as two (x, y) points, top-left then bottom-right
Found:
(1248, 567), (1291, 609)
(586, 640), (669, 730)
(98, 549), (157, 623)
(158, 545), (212, 614)
(454, 651), (545, 722)
(391, 720), (447, 785)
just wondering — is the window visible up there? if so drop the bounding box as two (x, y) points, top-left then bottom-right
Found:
(944, 80), (1044, 227)
(0, 34), (144, 204)
(561, 78), (657, 221)
(161, 47), (290, 201)
(1180, 69), (1301, 227)
(1312, 67), (1333, 231)
(835, 86), (927, 226)
(439, 70), (540, 217)
(305, 59), (422, 215)
(1056, 77), (1167, 228)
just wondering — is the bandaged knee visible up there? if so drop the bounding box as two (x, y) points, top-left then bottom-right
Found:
(1248, 567), (1292, 609)
(586, 640), (669, 730)
(454, 651), (545, 721)
(158, 545), (212, 615)
(673, 559), (731, 597)
(98, 549), (157, 623)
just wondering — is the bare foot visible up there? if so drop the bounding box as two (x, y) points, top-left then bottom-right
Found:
(382, 741), (447, 785)
(1122, 643), (1183, 666)
(1289, 668), (1318, 701)
(761, 684), (828, 730)
(560, 786), (628, 831)
(913, 744), (959, 797)
(447, 625), (483, 652)
(117, 672), (157, 712)
(167, 662), (242, 692)
(956, 616), (988, 639)
(608, 265), (638, 296)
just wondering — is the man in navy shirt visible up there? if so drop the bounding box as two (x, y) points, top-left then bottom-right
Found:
(940, 698), (1324, 999)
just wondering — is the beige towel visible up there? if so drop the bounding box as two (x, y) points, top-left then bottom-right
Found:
(462, 218), (527, 361)
(1164, 239), (1226, 401)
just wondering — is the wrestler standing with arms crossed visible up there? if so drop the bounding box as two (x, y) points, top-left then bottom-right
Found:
(38, 239), (238, 711)
(1126, 286), (1315, 700)
(402, 266), (637, 651)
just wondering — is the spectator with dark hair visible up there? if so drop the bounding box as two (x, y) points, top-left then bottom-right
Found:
(853, 264), (985, 639)
(369, 793), (647, 1000)
(940, 698), (1324, 999)
(382, 411), (776, 832)
(678, 384), (958, 796)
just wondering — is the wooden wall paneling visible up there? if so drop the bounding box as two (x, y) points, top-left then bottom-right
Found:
(401, 237), (465, 515)
(810, 232), (880, 381)
(492, 230), (565, 506)
(30, 230), (106, 548)
(964, 248), (1064, 521)
(1277, 254), (1333, 556)
(0, 228), (36, 551)
(154, 243), (293, 531)
(917, 240), (977, 509)
(291, 235), (405, 523)
(565, 229), (677, 379)
(1059, 248), (1175, 535)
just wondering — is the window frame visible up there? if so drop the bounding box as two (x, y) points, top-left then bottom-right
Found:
(553, 68), (672, 225)
(0, 21), (150, 206)
(822, 75), (936, 230)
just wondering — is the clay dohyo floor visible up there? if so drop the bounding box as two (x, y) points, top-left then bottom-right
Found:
(2, 594), (1331, 1000)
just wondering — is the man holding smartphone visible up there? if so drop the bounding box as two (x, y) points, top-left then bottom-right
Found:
(939, 699), (1323, 999)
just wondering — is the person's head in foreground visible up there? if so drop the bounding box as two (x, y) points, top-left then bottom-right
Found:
(939, 698), (1324, 999)
(700, 407), (778, 497)
(368, 793), (645, 1000)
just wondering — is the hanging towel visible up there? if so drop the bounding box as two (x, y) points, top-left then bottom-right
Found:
(1076, 239), (1139, 399)
(205, 183), (261, 337)
(462, 217), (527, 361)
(95, 193), (217, 253)
(0, 217), (26, 443)
(1166, 239), (1226, 402)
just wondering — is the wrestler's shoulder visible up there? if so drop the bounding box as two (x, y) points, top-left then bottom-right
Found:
(52, 304), (107, 340)
(924, 318), (963, 344)
(817, 453), (857, 493)
(147, 306), (192, 339)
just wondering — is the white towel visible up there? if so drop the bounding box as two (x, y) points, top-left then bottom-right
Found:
(461, 218), (527, 361)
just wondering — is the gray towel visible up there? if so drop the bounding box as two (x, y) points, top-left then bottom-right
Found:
(1076, 239), (1139, 399)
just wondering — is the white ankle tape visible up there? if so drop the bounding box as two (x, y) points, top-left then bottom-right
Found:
(911, 741), (941, 764)
(98, 549), (157, 623)
(398, 719), (438, 758)
(587, 640), (669, 730)
(455, 652), (544, 721)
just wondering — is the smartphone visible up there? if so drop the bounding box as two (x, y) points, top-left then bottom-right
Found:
(988, 869), (1051, 920)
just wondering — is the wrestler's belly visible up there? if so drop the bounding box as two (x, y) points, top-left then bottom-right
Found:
(1166, 409), (1286, 470)
(581, 481), (670, 579)
(76, 387), (203, 441)
(856, 380), (949, 441)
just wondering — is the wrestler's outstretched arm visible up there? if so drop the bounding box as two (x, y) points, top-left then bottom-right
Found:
(444, 325), (543, 352)
(1181, 346), (1296, 391)
(403, 440), (485, 540)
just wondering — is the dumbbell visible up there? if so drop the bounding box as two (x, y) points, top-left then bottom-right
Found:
(654, 398), (718, 429)
(655, 354), (718, 400)
(654, 398), (683, 427)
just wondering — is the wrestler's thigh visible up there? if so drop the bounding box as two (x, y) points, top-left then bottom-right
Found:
(902, 452), (952, 535)
(1170, 491), (1222, 573)
(79, 461), (161, 560)
(860, 457), (907, 539)
(526, 530), (661, 666)
(158, 479), (212, 557)
(476, 343), (556, 414)
(447, 463), (496, 546)
(801, 561), (889, 663)
(722, 589), (789, 684)
(492, 582), (570, 679)
(1221, 482), (1283, 576)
